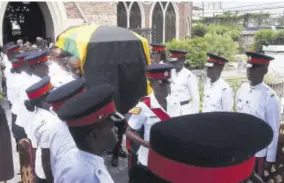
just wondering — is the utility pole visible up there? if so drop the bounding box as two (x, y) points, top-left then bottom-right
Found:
(202, 2), (204, 18)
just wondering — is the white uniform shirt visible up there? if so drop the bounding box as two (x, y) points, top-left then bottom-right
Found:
(128, 93), (181, 166)
(45, 118), (112, 183)
(32, 108), (62, 179)
(48, 61), (74, 88)
(202, 78), (234, 112)
(236, 82), (280, 162)
(6, 71), (16, 103)
(16, 73), (41, 147)
(3, 54), (11, 70)
(47, 119), (77, 177)
(11, 72), (30, 115)
(171, 67), (200, 114)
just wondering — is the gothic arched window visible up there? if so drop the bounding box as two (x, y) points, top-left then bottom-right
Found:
(152, 3), (163, 43)
(165, 3), (176, 42)
(117, 2), (127, 28)
(129, 2), (141, 29)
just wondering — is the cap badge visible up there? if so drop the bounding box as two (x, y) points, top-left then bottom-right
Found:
(97, 115), (104, 119)
(164, 71), (168, 77)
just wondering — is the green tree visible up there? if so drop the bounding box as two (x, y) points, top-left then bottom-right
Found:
(207, 25), (242, 41)
(166, 38), (209, 68)
(274, 30), (284, 45)
(192, 24), (208, 38)
(253, 30), (277, 53)
(204, 32), (237, 60)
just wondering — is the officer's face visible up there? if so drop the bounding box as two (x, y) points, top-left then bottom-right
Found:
(151, 79), (171, 97)
(151, 53), (161, 64)
(206, 64), (223, 81)
(90, 119), (117, 153)
(172, 59), (184, 72)
(67, 61), (82, 78)
(247, 64), (267, 85)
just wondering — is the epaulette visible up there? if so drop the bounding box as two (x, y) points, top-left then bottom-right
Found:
(128, 107), (141, 115)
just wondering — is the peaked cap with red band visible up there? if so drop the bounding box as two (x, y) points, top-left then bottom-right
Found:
(148, 112), (273, 183)
(205, 53), (228, 67)
(146, 63), (174, 80)
(6, 45), (21, 60)
(245, 52), (274, 68)
(150, 43), (166, 52)
(167, 49), (188, 62)
(24, 49), (49, 65)
(46, 78), (86, 111)
(57, 84), (116, 127)
(4, 42), (15, 49)
(15, 50), (38, 63)
(10, 59), (22, 68)
(26, 76), (53, 101)
(6, 44), (20, 53)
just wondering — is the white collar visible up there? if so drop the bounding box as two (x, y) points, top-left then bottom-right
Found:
(78, 150), (105, 169)
(249, 82), (264, 89)
(210, 78), (222, 86)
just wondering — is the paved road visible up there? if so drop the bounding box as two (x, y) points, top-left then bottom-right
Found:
(2, 99), (128, 183)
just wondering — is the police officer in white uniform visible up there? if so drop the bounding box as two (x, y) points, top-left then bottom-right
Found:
(202, 53), (234, 112)
(43, 78), (85, 179)
(16, 50), (50, 181)
(56, 84), (122, 183)
(236, 52), (280, 178)
(24, 77), (55, 183)
(126, 63), (181, 183)
(168, 49), (200, 115)
(150, 43), (166, 64)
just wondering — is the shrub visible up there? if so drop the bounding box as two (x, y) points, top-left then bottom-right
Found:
(192, 24), (208, 38)
(253, 30), (277, 53)
(166, 38), (209, 69)
(204, 32), (238, 61)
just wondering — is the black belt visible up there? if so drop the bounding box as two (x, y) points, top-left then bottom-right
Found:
(180, 100), (190, 105)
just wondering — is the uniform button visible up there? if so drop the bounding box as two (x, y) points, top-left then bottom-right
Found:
(96, 169), (102, 175)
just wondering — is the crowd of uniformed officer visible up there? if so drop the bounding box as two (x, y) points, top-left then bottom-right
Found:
(126, 43), (280, 182)
(0, 39), (281, 183)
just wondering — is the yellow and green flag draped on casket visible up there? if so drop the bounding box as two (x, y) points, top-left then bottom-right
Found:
(56, 25), (152, 114)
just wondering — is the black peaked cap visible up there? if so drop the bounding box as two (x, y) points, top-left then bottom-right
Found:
(245, 52), (274, 61)
(207, 53), (228, 62)
(57, 84), (115, 121)
(146, 63), (174, 73)
(150, 112), (273, 167)
(26, 76), (51, 93)
(15, 50), (38, 59)
(24, 49), (49, 61)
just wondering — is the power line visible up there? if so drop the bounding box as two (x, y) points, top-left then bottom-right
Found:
(202, 6), (284, 15)
(221, 2), (284, 11)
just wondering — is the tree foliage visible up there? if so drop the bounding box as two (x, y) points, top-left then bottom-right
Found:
(166, 38), (208, 68)
(192, 24), (242, 42)
(204, 32), (237, 60)
(253, 30), (284, 52)
(192, 24), (208, 38)
(202, 12), (271, 27)
(166, 32), (237, 68)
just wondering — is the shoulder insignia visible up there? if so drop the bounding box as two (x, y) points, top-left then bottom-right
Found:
(222, 88), (227, 91)
(128, 107), (141, 115)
